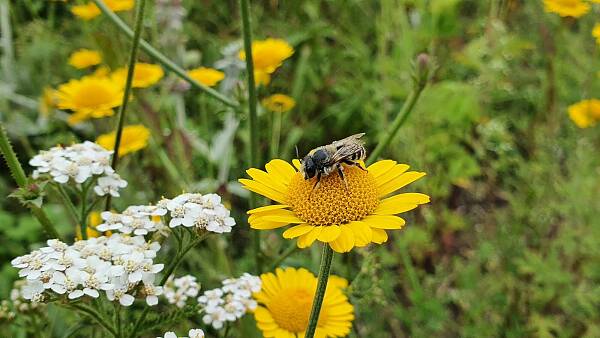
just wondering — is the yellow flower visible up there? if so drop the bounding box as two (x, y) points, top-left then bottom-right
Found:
(254, 69), (271, 87)
(543, 0), (590, 17)
(187, 67), (225, 87)
(56, 75), (124, 125)
(112, 63), (165, 88)
(262, 94), (296, 113)
(39, 87), (57, 118)
(68, 49), (102, 69)
(76, 212), (111, 240)
(71, 0), (134, 20)
(240, 158), (429, 253)
(96, 124), (151, 155)
(593, 23), (600, 44)
(253, 267), (354, 338)
(239, 38), (294, 74)
(568, 99), (600, 128)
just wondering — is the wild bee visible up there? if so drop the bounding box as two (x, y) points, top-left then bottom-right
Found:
(299, 133), (367, 192)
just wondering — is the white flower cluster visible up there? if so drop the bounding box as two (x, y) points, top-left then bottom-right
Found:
(159, 329), (204, 338)
(29, 141), (127, 197)
(163, 275), (200, 308)
(10, 236), (164, 307)
(9, 280), (45, 313)
(97, 205), (167, 235)
(158, 193), (236, 233)
(198, 273), (261, 329)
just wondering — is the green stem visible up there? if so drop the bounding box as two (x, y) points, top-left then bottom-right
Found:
(104, 0), (146, 211)
(80, 183), (91, 240)
(270, 111), (282, 159)
(366, 84), (426, 165)
(91, 0), (238, 108)
(54, 185), (79, 225)
(305, 244), (334, 338)
(114, 303), (122, 338)
(66, 303), (117, 337)
(239, 0), (263, 274)
(0, 122), (60, 239)
(399, 245), (421, 293)
(127, 232), (209, 338)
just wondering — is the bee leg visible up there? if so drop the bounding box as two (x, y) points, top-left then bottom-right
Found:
(343, 159), (367, 172)
(336, 164), (349, 190)
(309, 172), (322, 200)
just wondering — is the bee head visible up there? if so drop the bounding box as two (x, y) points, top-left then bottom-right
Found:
(301, 155), (317, 180)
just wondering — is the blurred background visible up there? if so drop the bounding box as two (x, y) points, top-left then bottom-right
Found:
(1, 0), (599, 337)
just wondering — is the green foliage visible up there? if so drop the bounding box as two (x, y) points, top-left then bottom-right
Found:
(1, 0), (600, 337)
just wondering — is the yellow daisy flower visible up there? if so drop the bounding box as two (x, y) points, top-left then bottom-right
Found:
(262, 94), (296, 113)
(56, 75), (124, 125)
(112, 63), (165, 88)
(240, 38), (294, 74)
(68, 49), (102, 69)
(239, 158), (429, 253)
(96, 124), (151, 155)
(71, 0), (135, 20)
(543, 0), (590, 17)
(568, 99), (600, 128)
(593, 23), (600, 45)
(187, 67), (225, 87)
(253, 267), (354, 338)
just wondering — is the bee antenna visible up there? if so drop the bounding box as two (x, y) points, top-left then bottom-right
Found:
(295, 145), (300, 160)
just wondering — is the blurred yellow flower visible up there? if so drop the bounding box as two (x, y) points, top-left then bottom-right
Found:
(56, 75), (124, 125)
(96, 124), (151, 155)
(112, 63), (164, 88)
(68, 49), (102, 69)
(253, 267), (354, 338)
(240, 159), (429, 253)
(568, 99), (600, 128)
(262, 94), (296, 113)
(71, 0), (134, 20)
(76, 212), (110, 240)
(187, 67), (225, 87)
(239, 38), (294, 74)
(543, 0), (590, 17)
(92, 65), (112, 78)
(593, 24), (600, 44)
(38, 87), (57, 118)
(254, 69), (271, 87)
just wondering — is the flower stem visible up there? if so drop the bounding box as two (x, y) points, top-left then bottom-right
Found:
(239, 0), (263, 274)
(54, 184), (79, 225)
(66, 303), (118, 337)
(0, 122), (61, 239)
(305, 244), (334, 338)
(91, 0), (238, 108)
(270, 111), (282, 159)
(104, 0), (146, 211)
(366, 84), (426, 165)
(127, 232), (209, 338)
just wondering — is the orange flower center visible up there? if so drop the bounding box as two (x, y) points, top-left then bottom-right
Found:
(267, 287), (314, 333)
(287, 165), (379, 226)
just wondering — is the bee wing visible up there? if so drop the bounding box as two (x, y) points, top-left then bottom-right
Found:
(331, 133), (365, 149)
(329, 142), (365, 163)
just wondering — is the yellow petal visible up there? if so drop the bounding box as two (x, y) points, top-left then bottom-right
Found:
(329, 224), (355, 253)
(367, 160), (397, 177)
(297, 227), (322, 248)
(250, 219), (289, 230)
(292, 159), (302, 170)
(317, 225), (342, 243)
(347, 221), (372, 247)
(282, 224), (314, 239)
(374, 193), (429, 215)
(247, 204), (290, 214)
(239, 178), (288, 204)
(362, 215), (406, 229)
(377, 171), (426, 197)
(374, 163), (410, 187)
(371, 228), (388, 244)
(261, 215), (304, 224)
(246, 168), (289, 193)
(254, 306), (274, 322)
(266, 159), (297, 181)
